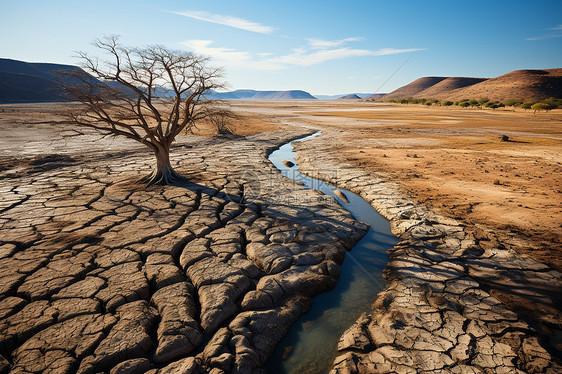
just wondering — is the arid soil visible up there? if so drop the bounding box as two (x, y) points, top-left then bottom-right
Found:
(0, 103), (367, 373)
(232, 100), (562, 371)
(0, 102), (561, 373)
(233, 101), (562, 270)
(296, 138), (562, 373)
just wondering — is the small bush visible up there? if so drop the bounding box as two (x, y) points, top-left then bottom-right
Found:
(531, 102), (553, 113)
(506, 99), (523, 107)
(543, 97), (562, 109)
(485, 101), (501, 109)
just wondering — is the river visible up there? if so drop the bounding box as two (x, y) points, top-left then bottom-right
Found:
(266, 132), (398, 373)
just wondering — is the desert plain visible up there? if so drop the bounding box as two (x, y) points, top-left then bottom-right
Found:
(0, 101), (561, 373)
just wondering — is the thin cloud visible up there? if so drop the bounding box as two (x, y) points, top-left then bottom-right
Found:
(526, 24), (562, 40)
(270, 47), (423, 67)
(180, 40), (284, 70)
(171, 10), (274, 34)
(272, 47), (375, 66)
(373, 48), (424, 56)
(182, 39), (424, 71)
(306, 37), (364, 49)
(526, 34), (562, 41)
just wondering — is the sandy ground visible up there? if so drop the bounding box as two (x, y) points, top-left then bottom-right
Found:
(231, 101), (562, 271)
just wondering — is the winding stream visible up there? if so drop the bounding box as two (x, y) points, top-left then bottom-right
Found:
(266, 132), (399, 373)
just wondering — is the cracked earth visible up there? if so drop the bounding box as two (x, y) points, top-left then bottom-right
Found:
(0, 123), (366, 373)
(1, 104), (561, 373)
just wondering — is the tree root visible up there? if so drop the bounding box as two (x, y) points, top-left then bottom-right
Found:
(141, 167), (187, 187)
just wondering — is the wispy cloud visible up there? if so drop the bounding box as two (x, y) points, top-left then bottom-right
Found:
(526, 24), (562, 40)
(181, 37), (424, 71)
(181, 40), (285, 70)
(526, 34), (562, 41)
(270, 47), (422, 67)
(373, 48), (425, 56)
(306, 37), (364, 49)
(171, 10), (274, 34)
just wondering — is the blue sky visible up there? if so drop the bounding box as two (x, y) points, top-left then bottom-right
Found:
(1, 0), (561, 95)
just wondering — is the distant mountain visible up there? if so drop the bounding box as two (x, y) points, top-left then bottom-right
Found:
(338, 94), (361, 100)
(207, 89), (316, 100)
(365, 93), (386, 101)
(414, 77), (487, 99)
(314, 93), (376, 100)
(206, 90), (241, 100)
(380, 77), (448, 100)
(257, 90), (316, 100)
(0, 71), (63, 103)
(0, 58), (92, 103)
(377, 68), (562, 102)
(0, 59), (318, 103)
(443, 69), (562, 102)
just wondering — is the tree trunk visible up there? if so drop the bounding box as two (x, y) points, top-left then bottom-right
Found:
(142, 144), (183, 186)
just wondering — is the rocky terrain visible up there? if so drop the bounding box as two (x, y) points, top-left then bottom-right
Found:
(0, 121), (368, 373)
(295, 133), (562, 373)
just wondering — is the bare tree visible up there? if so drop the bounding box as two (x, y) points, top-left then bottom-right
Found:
(61, 36), (224, 186)
(204, 105), (241, 136)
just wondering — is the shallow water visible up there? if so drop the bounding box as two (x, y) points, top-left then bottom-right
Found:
(266, 132), (398, 373)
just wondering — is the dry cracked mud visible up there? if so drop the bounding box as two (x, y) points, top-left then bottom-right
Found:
(1, 106), (561, 374)
(0, 127), (367, 373)
(295, 132), (562, 374)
